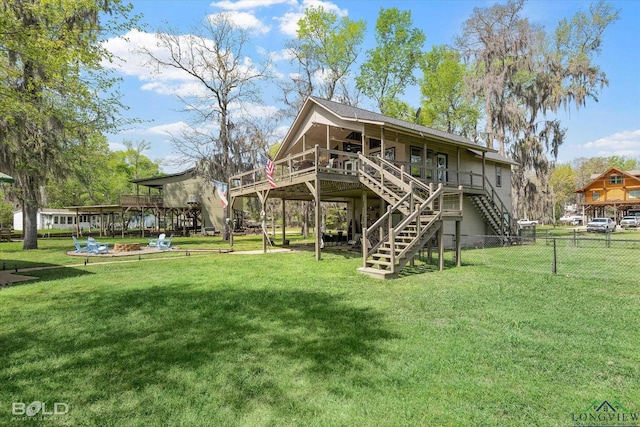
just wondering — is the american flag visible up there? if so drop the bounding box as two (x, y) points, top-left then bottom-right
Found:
(264, 155), (276, 188)
(214, 180), (228, 208)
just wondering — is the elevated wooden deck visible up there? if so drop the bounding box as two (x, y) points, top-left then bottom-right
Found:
(229, 146), (486, 203)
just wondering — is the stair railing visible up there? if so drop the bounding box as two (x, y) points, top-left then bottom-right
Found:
(362, 187), (415, 266)
(391, 184), (444, 262)
(482, 176), (518, 236)
(358, 154), (431, 205)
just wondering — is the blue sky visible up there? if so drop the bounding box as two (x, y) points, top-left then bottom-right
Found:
(103, 0), (640, 173)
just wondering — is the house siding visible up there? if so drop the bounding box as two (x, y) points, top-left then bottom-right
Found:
(163, 178), (225, 231)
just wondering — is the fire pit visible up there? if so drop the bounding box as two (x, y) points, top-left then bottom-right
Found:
(113, 243), (141, 253)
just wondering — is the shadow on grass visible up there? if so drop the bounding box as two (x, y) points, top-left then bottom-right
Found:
(0, 259), (96, 289)
(0, 259), (61, 272)
(1, 285), (399, 419)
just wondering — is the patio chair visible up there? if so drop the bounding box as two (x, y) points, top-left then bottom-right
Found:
(148, 233), (165, 248)
(87, 237), (109, 254)
(157, 234), (173, 250)
(72, 236), (88, 253)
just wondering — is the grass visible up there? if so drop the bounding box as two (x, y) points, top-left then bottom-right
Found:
(0, 236), (639, 426)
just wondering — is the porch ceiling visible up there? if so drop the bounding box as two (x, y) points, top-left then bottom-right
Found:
(287, 124), (362, 156)
(233, 178), (376, 203)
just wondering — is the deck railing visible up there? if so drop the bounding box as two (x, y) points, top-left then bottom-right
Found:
(229, 145), (487, 193)
(120, 194), (164, 207)
(230, 146), (360, 192)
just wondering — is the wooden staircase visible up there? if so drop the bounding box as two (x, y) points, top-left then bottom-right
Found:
(356, 155), (450, 279)
(467, 177), (518, 243)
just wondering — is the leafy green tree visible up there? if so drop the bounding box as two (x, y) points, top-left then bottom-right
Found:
(0, 188), (13, 228)
(456, 0), (619, 220)
(550, 163), (577, 219)
(383, 98), (417, 123)
(418, 45), (480, 138)
(283, 5), (365, 113)
(44, 140), (161, 208)
(356, 7), (425, 115)
(0, 0), (136, 249)
(572, 156), (639, 188)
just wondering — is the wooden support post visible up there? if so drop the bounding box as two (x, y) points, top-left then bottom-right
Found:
(281, 199), (286, 246)
(438, 223), (444, 271)
(455, 220), (462, 267)
(229, 195), (235, 250)
(314, 177), (321, 261)
(362, 192), (368, 263)
(257, 190), (269, 254)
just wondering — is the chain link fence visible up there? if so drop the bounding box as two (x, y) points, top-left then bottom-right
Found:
(440, 231), (640, 284)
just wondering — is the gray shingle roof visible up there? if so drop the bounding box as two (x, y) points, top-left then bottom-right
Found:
(311, 96), (478, 147)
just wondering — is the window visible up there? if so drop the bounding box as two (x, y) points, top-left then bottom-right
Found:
(436, 153), (448, 182)
(609, 175), (622, 185)
(384, 147), (395, 161)
(369, 138), (381, 150)
(592, 191), (600, 201)
(410, 146), (423, 178)
(54, 216), (59, 225)
(342, 142), (362, 153)
(67, 216), (74, 225)
(425, 150), (433, 180)
(495, 164), (502, 187)
(629, 190), (640, 199)
(345, 131), (362, 141)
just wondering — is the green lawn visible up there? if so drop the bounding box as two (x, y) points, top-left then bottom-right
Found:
(0, 236), (638, 426)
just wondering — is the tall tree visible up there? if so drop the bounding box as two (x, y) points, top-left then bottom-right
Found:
(356, 7), (425, 115)
(0, 0), (136, 249)
(140, 13), (271, 182)
(456, 0), (538, 154)
(282, 5), (365, 114)
(418, 45), (480, 138)
(44, 140), (161, 208)
(456, 0), (618, 219)
(550, 162), (577, 221)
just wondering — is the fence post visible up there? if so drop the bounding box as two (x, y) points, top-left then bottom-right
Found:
(552, 238), (557, 274)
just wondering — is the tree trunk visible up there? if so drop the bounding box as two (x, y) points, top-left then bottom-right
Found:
(302, 202), (310, 238)
(485, 96), (493, 150)
(22, 184), (39, 250)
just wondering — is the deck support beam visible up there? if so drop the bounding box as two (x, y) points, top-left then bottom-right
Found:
(455, 220), (462, 267)
(438, 222), (444, 271)
(281, 199), (286, 246)
(256, 190), (270, 254)
(304, 179), (321, 260)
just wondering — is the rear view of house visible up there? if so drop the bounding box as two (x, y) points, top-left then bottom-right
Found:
(229, 97), (516, 278)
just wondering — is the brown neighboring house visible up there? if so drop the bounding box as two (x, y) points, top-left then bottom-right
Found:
(575, 167), (640, 219)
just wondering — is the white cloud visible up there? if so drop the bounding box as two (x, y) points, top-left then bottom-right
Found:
(208, 11), (271, 34)
(211, 0), (297, 11)
(583, 129), (640, 157)
(103, 28), (265, 99)
(139, 81), (210, 98)
(274, 124), (290, 139)
(102, 29), (199, 84)
(266, 48), (295, 62)
(277, 11), (303, 37)
(108, 141), (127, 152)
(276, 0), (347, 37)
(240, 103), (280, 119)
(146, 121), (193, 136)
